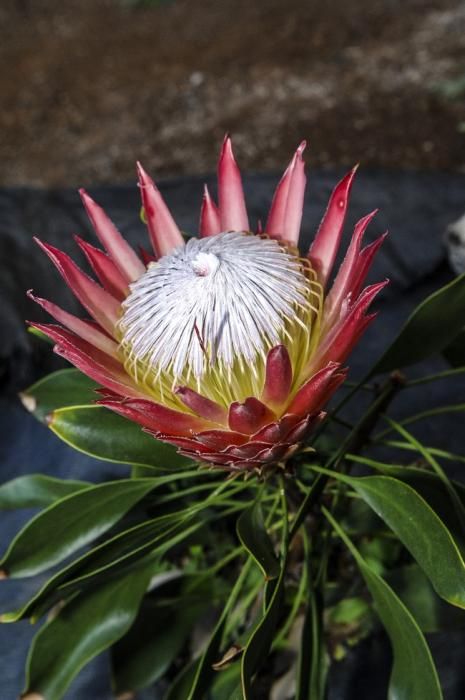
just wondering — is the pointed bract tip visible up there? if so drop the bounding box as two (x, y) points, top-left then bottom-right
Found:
(296, 140), (307, 157)
(220, 134), (236, 161)
(136, 161), (153, 187)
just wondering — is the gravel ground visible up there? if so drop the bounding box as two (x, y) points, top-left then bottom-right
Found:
(1, 0), (465, 185)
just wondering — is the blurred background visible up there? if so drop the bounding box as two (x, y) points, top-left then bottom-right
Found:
(1, 0), (465, 186)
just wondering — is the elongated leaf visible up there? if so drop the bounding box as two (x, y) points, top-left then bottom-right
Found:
(443, 327), (465, 367)
(20, 368), (99, 422)
(186, 558), (253, 700)
(112, 574), (212, 694)
(0, 475), (88, 510)
(372, 272), (465, 374)
(2, 510), (202, 623)
(324, 508), (442, 700)
(237, 499), (280, 580)
(346, 455), (465, 553)
(241, 549), (287, 697)
(164, 659), (201, 700)
(388, 563), (465, 634)
(49, 404), (193, 470)
(0, 476), (189, 577)
(296, 560), (326, 700)
(210, 665), (242, 699)
(1, 473), (219, 622)
(22, 561), (154, 700)
(316, 468), (465, 608)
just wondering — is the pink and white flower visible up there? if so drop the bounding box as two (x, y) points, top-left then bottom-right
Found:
(29, 137), (387, 473)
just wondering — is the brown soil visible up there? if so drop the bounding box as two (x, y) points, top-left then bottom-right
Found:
(1, 0), (465, 186)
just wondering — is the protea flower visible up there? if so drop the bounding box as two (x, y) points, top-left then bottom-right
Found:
(29, 138), (387, 473)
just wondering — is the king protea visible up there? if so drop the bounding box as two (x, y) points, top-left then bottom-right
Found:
(28, 138), (387, 473)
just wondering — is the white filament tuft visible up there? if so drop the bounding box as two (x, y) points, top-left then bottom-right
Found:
(119, 232), (309, 382)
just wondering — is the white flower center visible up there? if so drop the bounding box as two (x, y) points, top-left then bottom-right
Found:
(119, 232), (310, 385)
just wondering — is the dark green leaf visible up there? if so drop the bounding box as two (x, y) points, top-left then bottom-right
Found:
(3, 509), (202, 623)
(296, 578), (326, 700)
(316, 468), (465, 608)
(240, 551), (286, 697)
(372, 272), (465, 374)
(443, 327), (465, 367)
(388, 563), (465, 634)
(0, 477), (185, 577)
(20, 368), (99, 422)
(210, 665), (242, 699)
(347, 455), (465, 554)
(324, 508), (443, 700)
(49, 404), (194, 470)
(112, 574), (213, 694)
(237, 499), (280, 580)
(0, 475), (88, 510)
(22, 561), (154, 700)
(185, 558), (253, 700)
(0, 473), (220, 621)
(164, 659), (201, 700)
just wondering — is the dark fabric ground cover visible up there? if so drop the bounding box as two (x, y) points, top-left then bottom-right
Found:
(1, 170), (465, 698)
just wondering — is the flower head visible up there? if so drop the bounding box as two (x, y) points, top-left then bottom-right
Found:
(29, 137), (387, 473)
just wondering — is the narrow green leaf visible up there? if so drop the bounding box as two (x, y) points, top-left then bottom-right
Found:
(296, 578), (326, 700)
(384, 417), (465, 536)
(346, 456), (465, 554)
(0, 475), (88, 510)
(372, 272), (465, 374)
(49, 404), (194, 470)
(186, 558), (253, 700)
(22, 561), (154, 700)
(112, 574), (212, 694)
(3, 511), (201, 624)
(240, 558), (286, 698)
(0, 476), (188, 578)
(388, 563), (465, 634)
(20, 368), (99, 422)
(443, 327), (465, 367)
(315, 468), (465, 608)
(0, 473), (222, 622)
(324, 507), (443, 700)
(237, 498), (280, 580)
(210, 665), (242, 699)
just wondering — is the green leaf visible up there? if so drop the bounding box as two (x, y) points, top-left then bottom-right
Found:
(0, 477), (184, 577)
(443, 327), (465, 367)
(112, 574), (212, 694)
(237, 499), (280, 580)
(372, 272), (465, 374)
(49, 404), (194, 470)
(324, 507), (443, 700)
(388, 563), (465, 634)
(22, 561), (154, 700)
(20, 368), (99, 422)
(185, 558), (253, 700)
(296, 577), (327, 700)
(315, 468), (465, 608)
(3, 507), (202, 623)
(347, 455), (465, 553)
(0, 475), (88, 510)
(0, 474), (222, 621)
(240, 572), (285, 698)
